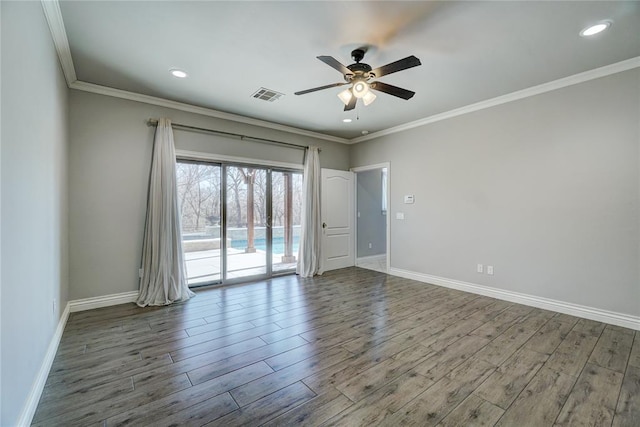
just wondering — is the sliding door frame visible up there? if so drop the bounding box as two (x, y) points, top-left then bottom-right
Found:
(176, 150), (302, 287)
(220, 162), (228, 284)
(222, 163), (270, 285)
(176, 158), (224, 286)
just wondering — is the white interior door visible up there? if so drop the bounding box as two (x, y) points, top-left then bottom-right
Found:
(321, 168), (354, 272)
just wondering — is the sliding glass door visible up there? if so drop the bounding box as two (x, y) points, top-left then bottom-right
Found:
(271, 171), (302, 273)
(224, 165), (268, 281)
(177, 160), (301, 286)
(176, 161), (222, 286)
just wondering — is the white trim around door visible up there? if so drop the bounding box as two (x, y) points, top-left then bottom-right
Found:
(351, 162), (391, 274)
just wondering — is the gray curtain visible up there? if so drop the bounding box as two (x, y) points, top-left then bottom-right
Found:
(137, 118), (195, 307)
(297, 146), (322, 277)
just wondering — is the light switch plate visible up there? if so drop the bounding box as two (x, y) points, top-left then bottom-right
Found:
(404, 195), (415, 204)
(396, 212), (405, 220)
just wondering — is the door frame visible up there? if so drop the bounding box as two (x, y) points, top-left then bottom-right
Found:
(176, 149), (303, 287)
(350, 162), (391, 273)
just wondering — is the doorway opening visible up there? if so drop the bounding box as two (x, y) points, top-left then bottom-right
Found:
(176, 160), (302, 287)
(353, 164), (390, 273)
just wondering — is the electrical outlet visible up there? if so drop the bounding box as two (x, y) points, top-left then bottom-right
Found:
(477, 264), (483, 273)
(396, 212), (405, 220)
(487, 265), (494, 275)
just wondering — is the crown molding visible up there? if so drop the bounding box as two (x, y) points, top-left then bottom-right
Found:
(43, 0), (638, 146)
(41, 0), (77, 86)
(69, 81), (349, 144)
(66, 56), (640, 146)
(351, 56), (640, 144)
(41, 0), (347, 144)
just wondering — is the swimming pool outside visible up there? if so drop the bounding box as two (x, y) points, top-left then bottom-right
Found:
(230, 236), (300, 255)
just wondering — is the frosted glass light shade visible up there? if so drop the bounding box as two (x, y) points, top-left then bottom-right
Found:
(338, 89), (353, 105)
(352, 81), (369, 98)
(362, 91), (377, 106)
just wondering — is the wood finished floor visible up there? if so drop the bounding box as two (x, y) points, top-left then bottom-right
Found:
(34, 267), (640, 426)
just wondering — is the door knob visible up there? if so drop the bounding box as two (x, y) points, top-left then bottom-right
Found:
(322, 222), (327, 228)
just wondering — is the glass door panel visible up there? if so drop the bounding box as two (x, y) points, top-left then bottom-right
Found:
(271, 171), (302, 273)
(225, 166), (268, 280)
(176, 161), (222, 286)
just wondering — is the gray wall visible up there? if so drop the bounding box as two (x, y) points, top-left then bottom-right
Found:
(357, 169), (387, 257)
(68, 90), (350, 300)
(351, 69), (640, 317)
(1, 2), (70, 425)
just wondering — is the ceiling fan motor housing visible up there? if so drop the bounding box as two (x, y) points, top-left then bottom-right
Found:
(346, 49), (374, 81)
(347, 63), (372, 73)
(346, 65), (373, 83)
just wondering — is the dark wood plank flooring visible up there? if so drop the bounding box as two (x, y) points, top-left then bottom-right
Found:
(33, 267), (639, 426)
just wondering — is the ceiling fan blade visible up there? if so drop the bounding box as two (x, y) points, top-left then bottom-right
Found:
(371, 55), (421, 78)
(344, 95), (357, 111)
(317, 56), (353, 76)
(370, 81), (416, 100)
(294, 82), (347, 95)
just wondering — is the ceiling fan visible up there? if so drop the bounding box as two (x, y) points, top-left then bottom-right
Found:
(295, 48), (421, 111)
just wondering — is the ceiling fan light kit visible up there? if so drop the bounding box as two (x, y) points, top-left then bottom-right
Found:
(295, 48), (421, 112)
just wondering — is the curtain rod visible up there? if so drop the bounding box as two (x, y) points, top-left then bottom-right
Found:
(147, 119), (311, 151)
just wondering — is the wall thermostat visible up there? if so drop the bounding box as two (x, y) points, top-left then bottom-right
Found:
(404, 195), (415, 204)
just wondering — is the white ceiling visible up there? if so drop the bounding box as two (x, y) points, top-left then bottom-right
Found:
(58, 1), (640, 141)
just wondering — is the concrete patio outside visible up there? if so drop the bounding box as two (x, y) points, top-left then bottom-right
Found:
(184, 247), (297, 285)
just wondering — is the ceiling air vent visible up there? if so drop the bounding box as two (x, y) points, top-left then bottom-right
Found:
(252, 87), (284, 102)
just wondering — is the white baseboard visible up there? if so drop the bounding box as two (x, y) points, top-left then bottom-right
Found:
(389, 267), (640, 331)
(16, 302), (70, 427)
(16, 290), (139, 425)
(69, 291), (138, 312)
(356, 254), (386, 265)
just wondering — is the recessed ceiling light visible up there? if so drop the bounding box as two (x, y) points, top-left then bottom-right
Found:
(170, 69), (188, 78)
(343, 118), (352, 123)
(580, 21), (611, 37)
